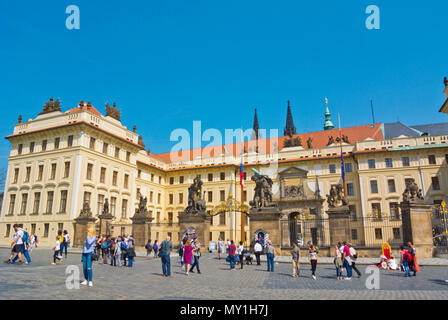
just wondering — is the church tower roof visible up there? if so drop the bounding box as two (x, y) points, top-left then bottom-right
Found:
(251, 107), (260, 140)
(284, 100), (297, 137)
(324, 98), (334, 130)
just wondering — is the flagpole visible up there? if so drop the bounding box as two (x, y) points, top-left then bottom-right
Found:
(240, 127), (246, 245)
(338, 113), (348, 197)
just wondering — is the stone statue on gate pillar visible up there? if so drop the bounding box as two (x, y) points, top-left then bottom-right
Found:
(183, 175), (206, 215)
(249, 169), (275, 209)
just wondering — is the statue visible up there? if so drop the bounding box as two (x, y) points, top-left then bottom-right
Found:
(342, 135), (350, 144)
(327, 136), (335, 146)
(284, 185), (306, 199)
(249, 169), (274, 208)
(39, 97), (61, 115)
(326, 184), (348, 208)
(105, 102), (121, 121)
(402, 178), (424, 202)
(307, 137), (313, 149)
(444, 76), (448, 88)
(184, 175), (206, 214)
(102, 198), (110, 216)
(79, 201), (92, 217)
(283, 136), (302, 148)
(138, 135), (145, 148)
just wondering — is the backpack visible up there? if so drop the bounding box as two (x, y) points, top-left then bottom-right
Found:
(403, 252), (411, 263)
(102, 241), (108, 249)
(23, 231), (29, 245)
(153, 243), (159, 251)
(120, 242), (127, 252)
(145, 243), (152, 251)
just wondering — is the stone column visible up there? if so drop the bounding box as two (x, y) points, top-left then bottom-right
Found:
(131, 214), (153, 249)
(249, 207), (282, 254)
(178, 213), (212, 250)
(73, 216), (97, 248)
(98, 213), (114, 236)
(400, 201), (434, 258)
(326, 205), (351, 247)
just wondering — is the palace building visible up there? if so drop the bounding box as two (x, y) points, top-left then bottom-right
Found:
(2, 84), (448, 252)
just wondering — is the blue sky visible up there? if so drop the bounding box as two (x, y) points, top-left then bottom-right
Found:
(0, 0), (447, 168)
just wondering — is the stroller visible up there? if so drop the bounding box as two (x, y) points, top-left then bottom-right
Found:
(243, 250), (253, 265)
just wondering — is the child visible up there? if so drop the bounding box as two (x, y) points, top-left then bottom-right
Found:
(51, 235), (63, 265)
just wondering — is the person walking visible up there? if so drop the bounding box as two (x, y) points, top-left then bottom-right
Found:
(153, 240), (159, 258)
(110, 238), (117, 266)
(127, 236), (136, 267)
(115, 237), (123, 267)
(51, 235), (63, 265)
(342, 241), (352, 280)
(160, 236), (173, 277)
(81, 228), (97, 287)
(179, 238), (185, 268)
(228, 240), (237, 270)
(348, 243), (361, 278)
(226, 239), (231, 255)
(291, 242), (300, 277)
(254, 240), (263, 266)
(408, 242), (419, 276)
(12, 228), (32, 265)
(183, 240), (193, 275)
(101, 235), (110, 264)
(60, 230), (70, 258)
(5, 224), (24, 265)
(309, 244), (318, 279)
(266, 240), (275, 272)
(218, 238), (224, 260)
(334, 244), (343, 280)
(190, 237), (201, 274)
(145, 239), (153, 258)
(237, 241), (245, 270)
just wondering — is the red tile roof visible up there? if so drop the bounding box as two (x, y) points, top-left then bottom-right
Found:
(154, 123), (384, 163)
(69, 105), (102, 116)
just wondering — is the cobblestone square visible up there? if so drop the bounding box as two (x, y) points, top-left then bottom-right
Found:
(1, 248), (448, 300)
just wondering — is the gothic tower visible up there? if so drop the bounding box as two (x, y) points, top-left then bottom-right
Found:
(284, 100), (297, 137)
(251, 108), (260, 140)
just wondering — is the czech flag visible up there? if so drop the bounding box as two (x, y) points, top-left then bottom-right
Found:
(239, 158), (244, 189)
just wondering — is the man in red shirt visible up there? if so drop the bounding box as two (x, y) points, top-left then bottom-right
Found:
(342, 241), (352, 280)
(228, 240), (237, 270)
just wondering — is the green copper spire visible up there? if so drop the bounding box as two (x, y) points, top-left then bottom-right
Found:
(324, 98), (334, 130)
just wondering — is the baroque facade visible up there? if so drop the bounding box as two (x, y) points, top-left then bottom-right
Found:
(1, 95), (448, 250)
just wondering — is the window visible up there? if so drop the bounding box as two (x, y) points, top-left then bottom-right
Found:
(124, 174), (129, 188)
(103, 143), (108, 154)
(44, 224), (49, 238)
(345, 163), (352, 173)
(371, 203), (382, 219)
(50, 163), (56, 180)
(31, 224), (36, 235)
(243, 172), (247, 180)
(112, 171), (118, 186)
(156, 212), (160, 223)
(219, 232), (225, 241)
(30, 142), (35, 153)
(151, 174), (154, 182)
(208, 191), (213, 202)
(349, 205), (356, 220)
(159, 176), (162, 184)
(243, 190), (247, 202)
(179, 176), (184, 184)
(137, 170), (141, 179)
(42, 140), (47, 151)
(110, 197), (116, 216)
(46, 191), (54, 214)
(25, 167), (31, 182)
(219, 213), (226, 225)
(97, 194), (104, 215)
(220, 190), (225, 202)
(370, 180), (378, 193)
(220, 172), (225, 180)
(351, 229), (358, 240)
(329, 164), (336, 174)
(432, 176), (441, 190)
(64, 161), (70, 178)
(389, 202), (399, 219)
(115, 147), (120, 159)
(136, 188), (141, 199)
(68, 135), (74, 147)
(385, 158), (393, 168)
(393, 228), (401, 240)
(388, 179), (396, 193)
(33, 192), (41, 214)
(121, 199), (128, 218)
(58, 223), (64, 232)
(208, 173), (213, 182)
(428, 155), (436, 165)
(60, 190), (68, 213)
(368, 159), (376, 169)
(168, 212), (173, 225)
(100, 167), (106, 183)
(169, 194), (174, 205)
(18, 144), (23, 155)
(5, 224), (11, 237)
(8, 194), (16, 215)
(179, 193), (183, 204)
(126, 151), (131, 162)
(375, 228), (382, 240)
(13, 168), (19, 183)
(149, 191), (153, 203)
(89, 137), (96, 150)
(20, 193), (28, 215)
(37, 165), (43, 181)
(402, 157), (410, 167)
(54, 137), (60, 149)
(346, 183), (354, 196)
(86, 163), (93, 180)
(157, 193), (161, 204)
(169, 177), (174, 185)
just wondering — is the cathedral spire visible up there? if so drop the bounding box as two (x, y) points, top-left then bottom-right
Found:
(284, 100), (297, 137)
(323, 98), (334, 130)
(251, 108), (260, 140)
